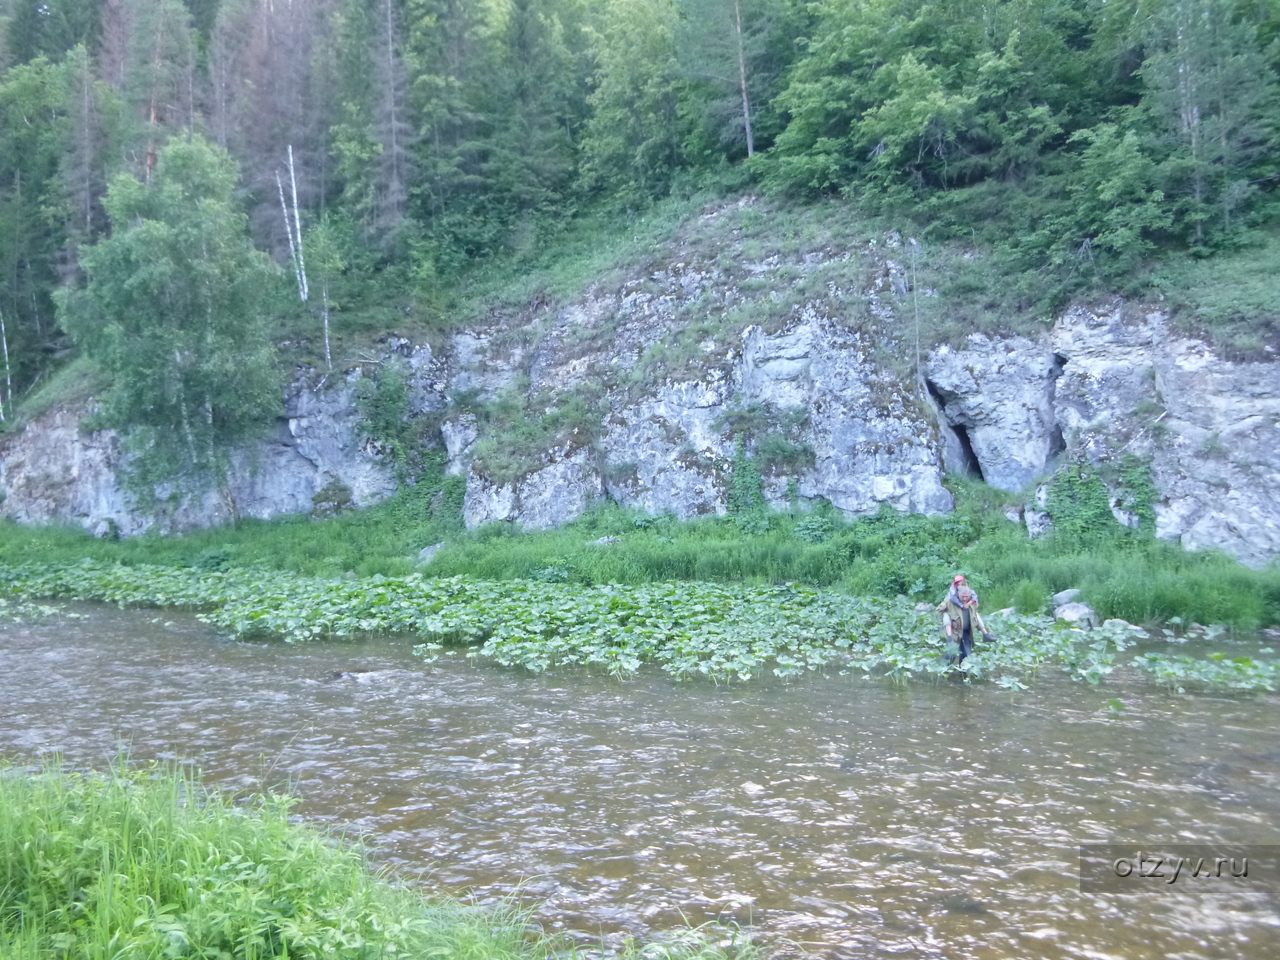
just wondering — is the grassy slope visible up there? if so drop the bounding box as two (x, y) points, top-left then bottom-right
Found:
(274, 194), (1280, 366)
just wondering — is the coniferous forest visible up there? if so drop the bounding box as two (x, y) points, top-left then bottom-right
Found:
(1, 0), (1278, 443)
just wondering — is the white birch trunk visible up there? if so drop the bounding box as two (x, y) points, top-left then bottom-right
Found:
(0, 308), (11, 422)
(288, 145), (309, 301)
(322, 280), (332, 371)
(278, 170), (307, 301)
(733, 0), (754, 157)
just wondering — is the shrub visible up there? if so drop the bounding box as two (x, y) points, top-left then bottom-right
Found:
(1013, 578), (1048, 614)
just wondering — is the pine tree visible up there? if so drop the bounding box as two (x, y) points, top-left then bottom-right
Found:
(1141, 0), (1279, 242)
(675, 0), (796, 161)
(119, 0), (195, 180)
(0, 54), (68, 384)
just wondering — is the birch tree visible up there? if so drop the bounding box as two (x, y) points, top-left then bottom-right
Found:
(55, 135), (280, 494)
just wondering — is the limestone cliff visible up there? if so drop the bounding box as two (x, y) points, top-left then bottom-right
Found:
(2, 203), (1278, 568)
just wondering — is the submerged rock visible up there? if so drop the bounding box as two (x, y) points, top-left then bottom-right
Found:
(1102, 618), (1145, 634)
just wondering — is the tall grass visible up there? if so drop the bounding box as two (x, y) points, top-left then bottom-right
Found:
(961, 527), (1280, 628)
(1, 481), (1276, 629)
(0, 479), (463, 580)
(0, 764), (758, 960)
(0, 764), (545, 960)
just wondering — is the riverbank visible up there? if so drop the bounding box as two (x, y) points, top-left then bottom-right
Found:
(1, 474), (1277, 631)
(0, 763), (752, 960)
(1, 559), (1276, 691)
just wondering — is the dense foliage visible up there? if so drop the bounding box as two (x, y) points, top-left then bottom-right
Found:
(1, 559), (1276, 690)
(2, 0), (1278, 429)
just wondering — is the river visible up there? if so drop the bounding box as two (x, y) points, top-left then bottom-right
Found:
(2, 605), (1278, 958)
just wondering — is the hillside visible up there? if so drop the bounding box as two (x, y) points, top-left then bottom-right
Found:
(2, 194), (1278, 581)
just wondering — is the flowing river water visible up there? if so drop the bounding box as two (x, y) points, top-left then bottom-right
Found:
(2, 605), (1279, 959)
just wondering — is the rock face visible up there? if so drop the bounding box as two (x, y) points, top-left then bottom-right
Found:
(0, 371), (399, 536)
(926, 337), (1063, 490)
(463, 444), (605, 529)
(2, 208), (1278, 570)
(926, 302), (1280, 567)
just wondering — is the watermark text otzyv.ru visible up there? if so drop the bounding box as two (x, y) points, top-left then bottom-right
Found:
(1078, 845), (1280, 891)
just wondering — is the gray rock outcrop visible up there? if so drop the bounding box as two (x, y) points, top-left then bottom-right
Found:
(1055, 602), (1102, 628)
(0, 370), (397, 536)
(926, 303), (1280, 567)
(926, 338), (1063, 490)
(2, 208), (1278, 570)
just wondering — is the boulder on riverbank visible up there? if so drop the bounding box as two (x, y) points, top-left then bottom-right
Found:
(1055, 602), (1101, 629)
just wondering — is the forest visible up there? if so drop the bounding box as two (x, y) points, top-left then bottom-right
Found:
(0, 0), (1278, 463)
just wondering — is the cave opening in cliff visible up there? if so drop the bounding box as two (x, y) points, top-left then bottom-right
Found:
(924, 377), (985, 481)
(1049, 424), (1066, 458)
(950, 422), (985, 482)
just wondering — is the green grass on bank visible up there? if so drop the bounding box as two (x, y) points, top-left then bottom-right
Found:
(0, 764), (755, 960)
(0, 764), (543, 960)
(0, 476), (1277, 630)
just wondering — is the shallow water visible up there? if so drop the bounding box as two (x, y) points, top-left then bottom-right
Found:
(2, 605), (1278, 958)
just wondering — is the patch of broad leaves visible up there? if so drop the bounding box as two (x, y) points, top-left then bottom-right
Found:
(0, 561), (1274, 690)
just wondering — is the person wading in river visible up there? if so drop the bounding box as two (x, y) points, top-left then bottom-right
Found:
(937, 582), (994, 665)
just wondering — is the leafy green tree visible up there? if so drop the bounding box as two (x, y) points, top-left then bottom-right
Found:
(56, 136), (281, 495)
(763, 0), (1113, 195)
(579, 0), (684, 201)
(1039, 121), (1172, 275)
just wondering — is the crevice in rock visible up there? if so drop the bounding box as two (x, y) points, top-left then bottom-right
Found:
(923, 377), (984, 481)
(1048, 424), (1066, 458)
(1046, 352), (1068, 463)
(951, 422), (985, 482)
